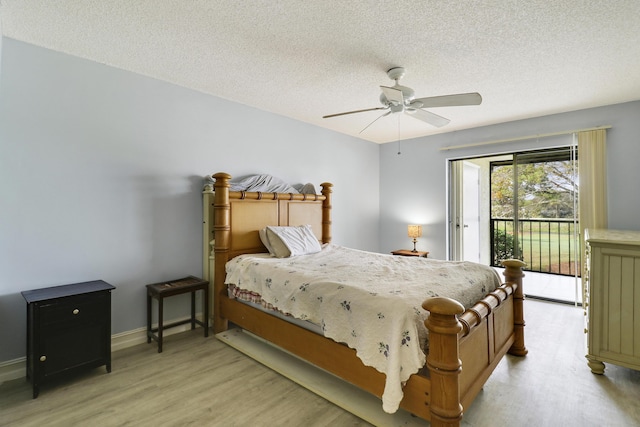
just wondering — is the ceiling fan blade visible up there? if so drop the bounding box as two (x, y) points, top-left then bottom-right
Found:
(380, 86), (404, 104)
(412, 92), (482, 108)
(359, 111), (392, 134)
(406, 108), (450, 128)
(323, 107), (387, 119)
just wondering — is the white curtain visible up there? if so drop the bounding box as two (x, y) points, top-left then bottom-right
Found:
(577, 129), (607, 301)
(577, 129), (608, 235)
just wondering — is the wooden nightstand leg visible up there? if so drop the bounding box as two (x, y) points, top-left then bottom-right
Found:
(158, 297), (164, 353)
(204, 287), (209, 337)
(146, 293), (152, 344)
(191, 290), (196, 330)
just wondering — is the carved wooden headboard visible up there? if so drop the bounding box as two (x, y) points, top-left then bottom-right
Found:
(202, 172), (333, 324)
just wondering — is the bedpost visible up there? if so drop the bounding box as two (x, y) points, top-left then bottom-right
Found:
(202, 182), (214, 284)
(423, 297), (465, 427)
(502, 259), (528, 356)
(212, 172), (232, 333)
(320, 182), (333, 244)
(202, 182), (215, 325)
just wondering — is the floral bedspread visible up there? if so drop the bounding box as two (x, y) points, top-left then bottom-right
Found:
(224, 244), (501, 413)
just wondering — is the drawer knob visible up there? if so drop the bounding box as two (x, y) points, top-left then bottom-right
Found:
(39, 356), (46, 362)
(73, 309), (79, 315)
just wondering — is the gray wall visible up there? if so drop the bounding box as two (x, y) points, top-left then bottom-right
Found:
(0, 38), (380, 362)
(380, 101), (640, 259)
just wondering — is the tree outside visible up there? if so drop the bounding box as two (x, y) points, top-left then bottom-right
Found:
(492, 160), (578, 220)
(491, 154), (580, 275)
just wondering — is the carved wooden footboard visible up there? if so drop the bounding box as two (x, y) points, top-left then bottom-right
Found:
(394, 260), (525, 424)
(202, 172), (526, 427)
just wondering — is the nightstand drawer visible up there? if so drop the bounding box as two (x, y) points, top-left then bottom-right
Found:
(40, 293), (108, 326)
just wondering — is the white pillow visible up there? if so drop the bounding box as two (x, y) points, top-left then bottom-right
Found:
(265, 225), (322, 258)
(259, 228), (276, 256)
(265, 228), (291, 258)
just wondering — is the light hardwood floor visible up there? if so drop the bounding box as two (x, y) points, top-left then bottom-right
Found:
(2, 299), (639, 426)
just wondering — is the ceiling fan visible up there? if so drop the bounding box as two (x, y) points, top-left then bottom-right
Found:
(323, 67), (482, 133)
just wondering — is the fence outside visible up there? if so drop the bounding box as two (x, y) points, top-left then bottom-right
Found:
(491, 218), (581, 276)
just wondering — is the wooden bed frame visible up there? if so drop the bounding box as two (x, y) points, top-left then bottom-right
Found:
(202, 172), (527, 427)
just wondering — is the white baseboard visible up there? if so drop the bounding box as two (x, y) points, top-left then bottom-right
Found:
(110, 318), (197, 353)
(0, 357), (25, 385)
(0, 314), (206, 385)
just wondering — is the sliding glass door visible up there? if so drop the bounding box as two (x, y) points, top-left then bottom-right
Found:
(449, 145), (581, 304)
(490, 147), (581, 303)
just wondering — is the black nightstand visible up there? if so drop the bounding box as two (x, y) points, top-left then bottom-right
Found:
(21, 280), (115, 398)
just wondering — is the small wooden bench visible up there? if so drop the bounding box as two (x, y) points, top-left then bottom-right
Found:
(146, 276), (209, 352)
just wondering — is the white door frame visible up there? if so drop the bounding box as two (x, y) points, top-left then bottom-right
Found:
(448, 161), (463, 261)
(462, 162), (481, 263)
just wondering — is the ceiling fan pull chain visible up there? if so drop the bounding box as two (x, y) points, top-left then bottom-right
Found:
(397, 116), (402, 155)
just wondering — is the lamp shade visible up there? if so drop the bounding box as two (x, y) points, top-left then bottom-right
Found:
(407, 225), (422, 238)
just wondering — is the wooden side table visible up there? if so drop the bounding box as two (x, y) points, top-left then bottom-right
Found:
(146, 276), (209, 353)
(391, 249), (429, 258)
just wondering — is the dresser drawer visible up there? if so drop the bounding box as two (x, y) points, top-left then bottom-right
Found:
(39, 292), (108, 326)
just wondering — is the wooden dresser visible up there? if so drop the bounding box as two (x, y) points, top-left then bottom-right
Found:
(21, 280), (115, 398)
(584, 229), (640, 374)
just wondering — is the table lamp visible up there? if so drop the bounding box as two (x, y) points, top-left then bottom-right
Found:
(407, 225), (422, 253)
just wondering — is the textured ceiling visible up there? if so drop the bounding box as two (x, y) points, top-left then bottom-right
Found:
(1, 1), (639, 143)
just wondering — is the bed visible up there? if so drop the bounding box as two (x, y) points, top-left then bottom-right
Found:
(202, 172), (527, 427)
